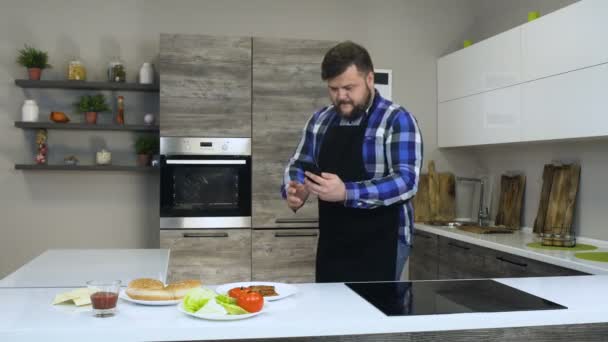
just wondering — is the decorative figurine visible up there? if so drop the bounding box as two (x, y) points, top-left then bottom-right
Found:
(116, 96), (125, 124)
(35, 129), (48, 164)
(63, 155), (79, 165)
(50, 111), (70, 123)
(143, 113), (155, 125)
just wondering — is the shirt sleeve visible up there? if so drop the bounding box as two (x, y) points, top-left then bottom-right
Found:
(343, 109), (423, 209)
(280, 111), (319, 199)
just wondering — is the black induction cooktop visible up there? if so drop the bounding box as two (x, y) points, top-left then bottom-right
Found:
(345, 280), (566, 316)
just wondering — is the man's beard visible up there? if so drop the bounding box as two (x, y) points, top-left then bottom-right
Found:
(334, 85), (372, 121)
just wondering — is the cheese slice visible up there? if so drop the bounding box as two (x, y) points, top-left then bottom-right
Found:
(52, 288), (93, 306)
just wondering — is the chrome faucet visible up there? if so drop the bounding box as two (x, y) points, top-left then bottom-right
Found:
(457, 177), (489, 227)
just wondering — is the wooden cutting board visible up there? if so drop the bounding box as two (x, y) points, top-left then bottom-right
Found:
(533, 165), (556, 234)
(533, 164), (581, 236)
(413, 174), (430, 222)
(457, 225), (514, 234)
(545, 164), (580, 236)
(494, 174), (526, 229)
(413, 161), (455, 223)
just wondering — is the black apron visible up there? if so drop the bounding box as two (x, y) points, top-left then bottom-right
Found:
(315, 115), (400, 283)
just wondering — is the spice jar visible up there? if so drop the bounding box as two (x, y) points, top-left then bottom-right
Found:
(107, 58), (126, 83)
(67, 59), (86, 81)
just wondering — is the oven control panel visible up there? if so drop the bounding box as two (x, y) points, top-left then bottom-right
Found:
(160, 137), (251, 156)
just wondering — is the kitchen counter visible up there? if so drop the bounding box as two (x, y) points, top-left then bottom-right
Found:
(1, 276), (608, 341)
(415, 224), (608, 275)
(0, 249), (170, 288)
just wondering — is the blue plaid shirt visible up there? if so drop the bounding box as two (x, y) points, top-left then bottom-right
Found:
(281, 90), (423, 245)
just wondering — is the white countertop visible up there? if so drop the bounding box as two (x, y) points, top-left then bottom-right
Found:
(0, 249), (170, 288)
(415, 224), (608, 275)
(1, 276), (607, 341)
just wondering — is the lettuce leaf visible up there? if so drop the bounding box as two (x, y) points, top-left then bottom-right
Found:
(196, 296), (226, 315)
(183, 288), (216, 313)
(216, 294), (237, 305)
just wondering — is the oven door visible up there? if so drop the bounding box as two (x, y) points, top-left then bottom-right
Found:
(160, 155), (251, 228)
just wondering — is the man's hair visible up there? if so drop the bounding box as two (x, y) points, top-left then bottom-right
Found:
(321, 41), (374, 81)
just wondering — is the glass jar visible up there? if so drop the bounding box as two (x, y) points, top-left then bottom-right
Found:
(67, 59), (86, 81)
(107, 58), (126, 83)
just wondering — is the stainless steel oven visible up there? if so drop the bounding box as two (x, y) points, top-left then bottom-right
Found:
(160, 137), (251, 229)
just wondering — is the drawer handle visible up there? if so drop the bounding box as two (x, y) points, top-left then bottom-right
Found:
(496, 256), (527, 268)
(448, 242), (470, 251)
(183, 232), (229, 238)
(275, 232), (318, 238)
(414, 233), (432, 239)
(275, 218), (318, 224)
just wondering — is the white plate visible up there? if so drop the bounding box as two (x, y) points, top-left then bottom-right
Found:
(119, 289), (181, 306)
(215, 281), (298, 301)
(177, 302), (264, 321)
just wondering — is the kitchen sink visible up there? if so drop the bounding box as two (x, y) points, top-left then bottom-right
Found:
(423, 221), (515, 234)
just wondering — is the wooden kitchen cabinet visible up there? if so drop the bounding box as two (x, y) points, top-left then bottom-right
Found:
(252, 229), (318, 283)
(409, 230), (439, 280)
(490, 251), (587, 278)
(160, 229), (251, 284)
(159, 34), (252, 137)
(409, 232), (588, 280)
(437, 236), (501, 279)
(251, 37), (336, 228)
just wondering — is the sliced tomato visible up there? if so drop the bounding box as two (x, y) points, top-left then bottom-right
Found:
(228, 286), (250, 299)
(237, 291), (264, 313)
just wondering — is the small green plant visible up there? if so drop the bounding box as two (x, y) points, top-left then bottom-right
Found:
(16, 45), (51, 69)
(74, 94), (110, 113)
(134, 136), (159, 155)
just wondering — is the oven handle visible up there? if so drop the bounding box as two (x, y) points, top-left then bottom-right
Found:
(165, 159), (246, 165)
(275, 218), (319, 224)
(183, 232), (229, 238)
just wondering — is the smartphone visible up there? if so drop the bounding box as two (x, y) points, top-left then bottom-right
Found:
(299, 161), (322, 176)
(297, 161), (322, 185)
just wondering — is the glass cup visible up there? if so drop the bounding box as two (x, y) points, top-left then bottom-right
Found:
(86, 280), (121, 317)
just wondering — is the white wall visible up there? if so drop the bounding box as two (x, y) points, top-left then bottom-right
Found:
(0, 0), (480, 277)
(463, 0), (608, 241)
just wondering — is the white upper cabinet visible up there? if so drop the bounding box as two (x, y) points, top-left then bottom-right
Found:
(438, 0), (608, 147)
(438, 27), (522, 103)
(439, 85), (521, 148)
(522, 63), (608, 142)
(522, 0), (608, 81)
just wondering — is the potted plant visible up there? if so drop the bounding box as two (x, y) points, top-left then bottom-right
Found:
(74, 94), (110, 124)
(134, 136), (159, 166)
(16, 45), (51, 80)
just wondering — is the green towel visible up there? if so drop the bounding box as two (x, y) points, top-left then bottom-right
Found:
(526, 242), (597, 251)
(575, 252), (608, 263)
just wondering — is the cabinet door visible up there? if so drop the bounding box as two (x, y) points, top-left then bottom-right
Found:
(252, 37), (336, 228)
(252, 229), (318, 283)
(438, 85), (521, 147)
(522, 63), (608, 142)
(438, 27), (522, 102)
(522, 0), (608, 82)
(490, 252), (587, 278)
(409, 230), (439, 280)
(160, 229), (251, 284)
(438, 236), (502, 279)
(160, 34), (252, 137)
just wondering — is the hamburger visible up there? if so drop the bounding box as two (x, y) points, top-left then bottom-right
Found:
(126, 278), (201, 301)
